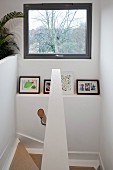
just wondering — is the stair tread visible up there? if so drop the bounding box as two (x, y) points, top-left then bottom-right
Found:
(30, 154), (96, 170)
(9, 143), (39, 170)
(30, 154), (42, 170)
(70, 167), (96, 170)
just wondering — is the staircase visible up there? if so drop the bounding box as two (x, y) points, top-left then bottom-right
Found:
(30, 153), (96, 170)
(9, 142), (96, 170)
(9, 70), (97, 170)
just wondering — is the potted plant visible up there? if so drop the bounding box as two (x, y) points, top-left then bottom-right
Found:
(0, 11), (23, 60)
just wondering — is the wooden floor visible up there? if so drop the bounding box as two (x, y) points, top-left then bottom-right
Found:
(30, 154), (96, 170)
(9, 144), (39, 170)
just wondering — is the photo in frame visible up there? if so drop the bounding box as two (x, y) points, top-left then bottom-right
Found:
(61, 72), (74, 94)
(19, 76), (40, 94)
(44, 79), (51, 94)
(76, 79), (100, 95)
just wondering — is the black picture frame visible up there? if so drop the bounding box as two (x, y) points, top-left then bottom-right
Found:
(19, 76), (40, 94)
(76, 79), (100, 95)
(43, 79), (51, 94)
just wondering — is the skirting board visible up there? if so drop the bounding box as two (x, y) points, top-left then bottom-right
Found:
(0, 138), (20, 170)
(69, 159), (99, 170)
(17, 133), (43, 148)
(99, 153), (105, 170)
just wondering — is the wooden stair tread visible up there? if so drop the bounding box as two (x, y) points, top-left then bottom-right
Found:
(70, 167), (96, 170)
(30, 154), (42, 170)
(30, 154), (96, 170)
(9, 143), (39, 170)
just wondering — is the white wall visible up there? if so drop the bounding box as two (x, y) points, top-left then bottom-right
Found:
(16, 95), (100, 152)
(0, 56), (17, 168)
(100, 0), (113, 169)
(0, 0), (101, 153)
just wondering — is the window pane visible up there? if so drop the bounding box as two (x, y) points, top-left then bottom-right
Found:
(28, 9), (87, 55)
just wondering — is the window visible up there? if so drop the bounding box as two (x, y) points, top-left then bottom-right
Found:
(24, 3), (92, 59)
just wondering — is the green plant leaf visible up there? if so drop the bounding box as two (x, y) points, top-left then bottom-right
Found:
(0, 11), (23, 59)
(0, 11), (24, 30)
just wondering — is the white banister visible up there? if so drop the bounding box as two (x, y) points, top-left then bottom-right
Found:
(41, 69), (69, 170)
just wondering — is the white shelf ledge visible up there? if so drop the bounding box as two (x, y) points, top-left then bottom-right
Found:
(16, 93), (100, 98)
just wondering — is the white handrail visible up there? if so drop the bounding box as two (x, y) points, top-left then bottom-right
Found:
(41, 69), (69, 170)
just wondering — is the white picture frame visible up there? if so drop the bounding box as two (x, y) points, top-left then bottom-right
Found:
(61, 72), (74, 95)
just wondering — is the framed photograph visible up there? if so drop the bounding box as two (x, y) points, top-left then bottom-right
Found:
(61, 72), (74, 95)
(19, 76), (40, 94)
(76, 79), (100, 95)
(44, 79), (51, 94)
